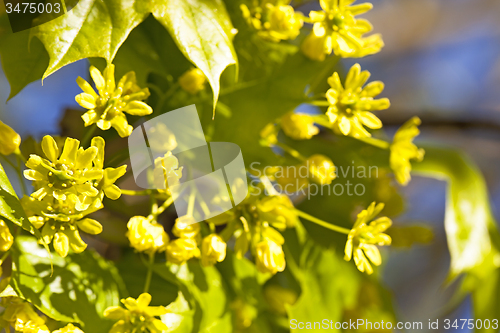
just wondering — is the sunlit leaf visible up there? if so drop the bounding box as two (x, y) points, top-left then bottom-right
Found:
(151, 0), (237, 115)
(32, 0), (149, 79)
(413, 146), (500, 280)
(11, 236), (126, 332)
(0, 162), (40, 237)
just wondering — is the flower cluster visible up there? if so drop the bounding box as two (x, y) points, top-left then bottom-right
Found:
(241, 1), (303, 42)
(301, 0), (383, 61)
(104, 293), (168, 333)
(324, 63), (390, 137)
(166, 216), (202, 264)
(22, 136), (126, 257)
(390, 117), (425, 185)
(344, 202), (392, 274)
(0, 297), (50, 333)
(76, 64), (152, 137)
(212, 192), (298, 275)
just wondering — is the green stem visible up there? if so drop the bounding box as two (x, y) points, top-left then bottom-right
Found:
(81, 124), (97, 147)
(294, 209), (350, 234)
(152, 196), (174, 218)
(121, 189), (155, 196)
(187, 189), (196, 217)
(355, 136), (391, 150)
(275, 142), (307, 162)
(143, 252), (155, 294)
(308, 100), (330, 107)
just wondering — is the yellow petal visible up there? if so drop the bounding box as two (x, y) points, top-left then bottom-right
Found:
(90, 66), (106, 94)
(358, 112), (382, 129)
(77, 218), (103, 235)
(54, 232), (69, 258)
(75, 93), (96, 109)
(76, 76), (98, 99)
(124, 101), (153, 116)
(338, 116), (351, 135)
(41, 135), (59, 162)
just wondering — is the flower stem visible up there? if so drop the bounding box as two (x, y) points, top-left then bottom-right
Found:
(81, 124), (97, 148)
(143, 252), (155, 294)
(355, 136), (390, 150)
(294, 209), (350, 234)
(121, 189), (155, 196)
(153, 196), (174, 218)
(275, 142), (307, 162)
(309, 100), (330, 107)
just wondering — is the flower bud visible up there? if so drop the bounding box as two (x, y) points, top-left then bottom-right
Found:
(126, 216), (169, 253)
(306, 154), (336, 185)
(281, 112), (319, 140)
(201, 234), (226, 267)
(0, 219), (14, 252)
(166, 238), (200, 264)
(179, 68), (206, 94)
(173, 216), (200, 239)
(255, 239), (285, 274)
(0, 120), (21, 155)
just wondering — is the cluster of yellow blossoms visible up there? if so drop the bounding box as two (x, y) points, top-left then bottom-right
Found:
(241, 0), (383, 61)
(22, 135), (126, 257)
(241, 0), (304, 42)
(301, 0), (383, 60)
(0, 297), (83, 332)
(344, 202), (392, 274)
(76, 65), (152, 137)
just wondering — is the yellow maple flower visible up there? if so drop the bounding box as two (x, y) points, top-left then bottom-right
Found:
(390, 117), (425, 185)
(24, 136), (125, 211)
(0, 219), (13, 252)
(344, 202), (392, 274)
(255, 226), (286, 274)
(241, 2), (303, 42)
(76, 64), (152, 137)
(53, 323), (84, 333)
(104, 293), (168, 333)
(179, 68), (206, 94)
(126, 216), (169, 254)
(21, 195), (103, 258)
(166, 237), (200, 265)
(0, 120), (21, 155)
(301, 0), (383, 60)
(281, 112), (319, 140)
(306, 154), (336, 185)
(201, 234), (227, 267)
(325, 64), (389, 137)
(24, 136), (103, 211)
